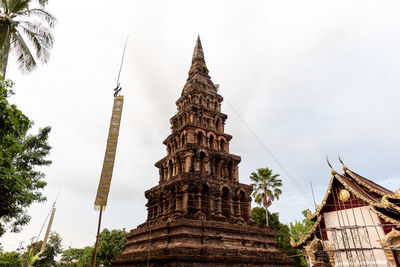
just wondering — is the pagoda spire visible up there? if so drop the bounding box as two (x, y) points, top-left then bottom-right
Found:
(183, 36), (216, 95)
(191, 35), (205, 65)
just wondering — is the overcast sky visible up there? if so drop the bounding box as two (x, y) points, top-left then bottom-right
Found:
(2, 0), (400, 252)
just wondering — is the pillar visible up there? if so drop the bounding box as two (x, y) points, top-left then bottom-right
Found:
(209, 195), (215, 216)
(182, 185), (189, 213)
(196, 189), (202, 212)
(215, 192), (222, 215)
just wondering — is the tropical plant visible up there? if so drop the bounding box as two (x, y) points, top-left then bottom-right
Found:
(289, 210), (315, 243)
(24, 247), (42, 267)
(21, 231), (62, 266)
(0, 76), (51, 236)
(250, 168), (282, 227)
(0, 0), (55, 77)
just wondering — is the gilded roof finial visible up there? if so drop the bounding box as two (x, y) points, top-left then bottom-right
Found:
(338, 154), (347, 172)
(326, 156), (336, 175)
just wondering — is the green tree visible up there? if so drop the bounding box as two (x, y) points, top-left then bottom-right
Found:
(251, 207), (308, 267)
(60, 248), (84, 263)
(0, 0), (55, 77)
(0, 251), (21, 267)
(76, 228), (126, 266)
(78, 246), (94, 266)
(0, 251), (21, 266)
(97, 228), (126, 267)
(250, 168), (282, 227)
(0, 77), (51, 236)
(289, 210), (315, 242)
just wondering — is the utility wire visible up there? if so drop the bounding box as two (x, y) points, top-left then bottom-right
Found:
(225, 99), (315, 207)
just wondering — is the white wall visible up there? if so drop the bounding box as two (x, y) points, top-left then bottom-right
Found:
(323, 206), (390, 267)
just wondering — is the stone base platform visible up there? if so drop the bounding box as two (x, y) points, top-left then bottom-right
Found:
(112, 218), (293, 266)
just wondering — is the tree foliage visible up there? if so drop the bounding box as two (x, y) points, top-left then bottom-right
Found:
(289, 210), (315, 242)
(63, 228), (126, 266)
(0, 77), (51, 236)
(20, 231), (62, 266)
(0, 251), (21, 266)
(0, 0), (56, 77)
(60, 248), (85, 262)
(250, 168), (282, 226)
(96, 228), (126, 266)
(78, 246), (94, 266)
(251, 207), (308, 267)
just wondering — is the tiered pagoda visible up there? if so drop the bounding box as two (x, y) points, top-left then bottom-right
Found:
(291, 159), (400, 267)
(113, 37), (293, 266)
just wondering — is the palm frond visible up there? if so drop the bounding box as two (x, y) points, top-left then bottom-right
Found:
(8, 0), (29, 13)
(0, 0), (9, 10)
(20, 21), (53, 63)
(10, 29), (36, 72)
(19, 8), (56, 27)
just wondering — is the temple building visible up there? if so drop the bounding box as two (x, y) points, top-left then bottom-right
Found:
(291, 159), (400, 267)
(113, 37), (292, 266)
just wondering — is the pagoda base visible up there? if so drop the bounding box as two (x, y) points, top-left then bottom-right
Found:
(112, 218), (293, 267)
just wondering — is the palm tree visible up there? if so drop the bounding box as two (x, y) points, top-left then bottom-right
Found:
(250, 168), (282, 227)
(0, 0), (55, 78)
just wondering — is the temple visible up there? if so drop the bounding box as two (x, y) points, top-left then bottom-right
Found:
(291, 159), (400, 267)
(113, 37), (292, 266)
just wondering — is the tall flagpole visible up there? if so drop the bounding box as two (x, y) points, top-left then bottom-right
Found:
(92, 37), (128, 267)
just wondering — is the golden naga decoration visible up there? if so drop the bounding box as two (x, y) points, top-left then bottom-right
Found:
(371, 208), (400, 225)
(384, 228), (400, 245)
(380, 195), (400, 212)
(392, 189), (400, 199)
(339, 156), (389, 197)
(305, 209), (313, 220)
(303, 238), (321, 266)
(378, 228), (400, 266)
(299, 232), (304, 239)
(344, 168), (387, 197)
(338, 189), (350, 202)
(290, 237), (296, 247)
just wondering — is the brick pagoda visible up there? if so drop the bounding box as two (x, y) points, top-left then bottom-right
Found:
(113, 37), (293, 267)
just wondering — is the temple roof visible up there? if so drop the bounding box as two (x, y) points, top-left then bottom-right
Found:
(291, 160), (400, 248)
(182, 36), (217, 95)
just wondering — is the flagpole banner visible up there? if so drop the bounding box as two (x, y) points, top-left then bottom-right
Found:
(95, 96), (124, 208)
(41, 207), (56, 252)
